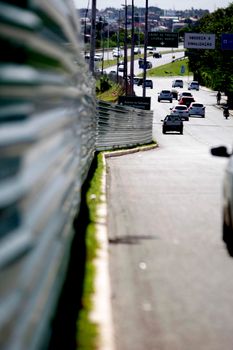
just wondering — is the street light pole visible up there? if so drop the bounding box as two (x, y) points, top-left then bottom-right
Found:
(143, 0), (148, 97)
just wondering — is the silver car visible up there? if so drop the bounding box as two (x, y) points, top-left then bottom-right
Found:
(188, 81), (199, 90)
(188, 102), (205, 117)
(158, 90), (173, 102)
(211, 146), (233, 255)
(172, 79), (184, 88)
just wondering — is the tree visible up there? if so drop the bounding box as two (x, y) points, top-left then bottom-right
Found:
(187, 4), (233, 106)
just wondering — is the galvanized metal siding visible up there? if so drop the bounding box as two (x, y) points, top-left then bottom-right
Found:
(96, 100), (153, 150)
(0, 1), (96, 349)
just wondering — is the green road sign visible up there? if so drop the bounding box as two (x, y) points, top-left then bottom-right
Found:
(148, 32), (179, 48)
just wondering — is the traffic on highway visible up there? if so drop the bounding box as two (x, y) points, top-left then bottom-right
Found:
(106, 72), (233, 350)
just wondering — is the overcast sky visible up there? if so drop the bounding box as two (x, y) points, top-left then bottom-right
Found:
(74, 0), (232, 12)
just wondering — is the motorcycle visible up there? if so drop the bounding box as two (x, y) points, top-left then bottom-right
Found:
(223, 108), (229, 119)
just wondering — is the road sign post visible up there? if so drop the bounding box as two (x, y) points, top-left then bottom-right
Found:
(221, 34), (233, 50)
(184, 33), (215, 49)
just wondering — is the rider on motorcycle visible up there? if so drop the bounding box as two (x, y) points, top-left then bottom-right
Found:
(223, 105), (229, 118)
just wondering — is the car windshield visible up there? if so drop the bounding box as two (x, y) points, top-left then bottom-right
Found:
(162, 90), (171, 93)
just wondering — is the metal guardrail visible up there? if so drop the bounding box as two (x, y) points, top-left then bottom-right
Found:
(0, 1), (96, 349)
(96, 100), (153, 151)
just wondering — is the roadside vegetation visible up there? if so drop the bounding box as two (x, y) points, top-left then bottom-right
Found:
(96, 75), (124, 102)
(144, 58), (191, 77)
(186, 3), (233, 106)
(76, 153), (104, 350)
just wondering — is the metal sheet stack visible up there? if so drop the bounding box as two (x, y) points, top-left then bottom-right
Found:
(0, 1), (96, 349)
(96, 100), (153, 150)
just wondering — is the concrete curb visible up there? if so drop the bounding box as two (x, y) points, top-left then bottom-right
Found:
(90, 154), (115, 350)
(91, 142), (157, 350)
(104, 143), (158, 158)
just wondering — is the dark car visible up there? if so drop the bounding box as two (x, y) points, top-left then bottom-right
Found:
(137, 78), (143, 86)
(153, 52), (162, 58)
(161, 115), (183, 134)
(133, 77), (140, 85)
(171, 89), (178, 99)
(143, 79), (153, 89)
(138, 58), (152, 69)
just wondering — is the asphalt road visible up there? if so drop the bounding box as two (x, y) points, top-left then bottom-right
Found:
(106, 77), (233, 350)
(104, 49), (185, 76)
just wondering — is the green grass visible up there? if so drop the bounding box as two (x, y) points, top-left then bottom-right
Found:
(76, 153), (104, 350)
(142, 58), (192, 77)
(96, 82), (124, 102)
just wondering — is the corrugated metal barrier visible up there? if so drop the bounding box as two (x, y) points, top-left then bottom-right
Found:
(0, 1), (153, 349)
(0, 1), (96, 349)
(96, 100), (153, 151)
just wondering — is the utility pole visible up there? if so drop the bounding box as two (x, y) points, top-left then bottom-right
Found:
(84, 7), (88, 56)
(130, 0), (135, 95)
(123, 0), (128, 95)
(143, 0), (148, 97)
(117, 11), (120, 83)
(90, 0), (96, 74)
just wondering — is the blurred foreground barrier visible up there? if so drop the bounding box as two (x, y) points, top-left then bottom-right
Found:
(0, 1), (154, 348)
(96, 100), (153, 151)
(0, 1), (96, 349)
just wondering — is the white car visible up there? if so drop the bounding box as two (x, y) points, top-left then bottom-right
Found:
(94, 53), (103, 61)
(118, 64), (124, 72)
(170, 105), (189, 121)
(188, 81), (199, 90)
(188, 102), (205, 117)
(211, 145), (233, 254)
(158, 90), (173, 103)
(112, 49), (123, 57)
(147, 46), (154, 54)
(134, 47), (141, 54)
